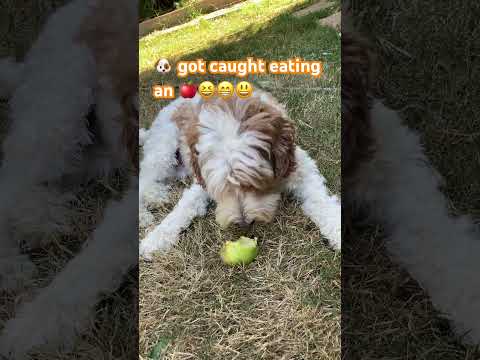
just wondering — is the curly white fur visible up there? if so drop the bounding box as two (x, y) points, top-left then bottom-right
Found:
(140, 184), (209, 260)
(287, 148), (342, 250)
(139, 95), (202, 228)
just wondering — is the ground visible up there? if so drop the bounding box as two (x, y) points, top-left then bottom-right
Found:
(344, 1), (480, 359)
(139, 0), (341, 359)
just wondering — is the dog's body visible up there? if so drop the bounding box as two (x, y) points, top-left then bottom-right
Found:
(0, 0), (138, 358)
(139, 90), (341, 258)
(342, 32), (480, 343)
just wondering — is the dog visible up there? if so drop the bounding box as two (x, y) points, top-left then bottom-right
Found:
(342, 31), (480, 344)
(138, 90), (342, 258)
(0, 0), (138, 358)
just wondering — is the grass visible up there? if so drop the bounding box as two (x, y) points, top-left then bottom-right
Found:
(139, 1), (341, 359)
(140, 0), (203, 22)
(344, 1), (480, 359)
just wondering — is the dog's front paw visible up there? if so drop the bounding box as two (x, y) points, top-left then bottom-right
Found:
(0, 255), (38, 292)
(139, 228), (176, 260)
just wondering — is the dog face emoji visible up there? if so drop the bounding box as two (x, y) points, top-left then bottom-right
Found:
(156, 58), (171, 74)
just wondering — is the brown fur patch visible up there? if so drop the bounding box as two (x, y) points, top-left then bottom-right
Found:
(171, 103), (205, 187)
(240, 103), (296, 182)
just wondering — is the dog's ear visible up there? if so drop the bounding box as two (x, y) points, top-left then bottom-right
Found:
(270, 114), (296, 179)
(172, 104), (205, 187)
(240, 104), (296, 180)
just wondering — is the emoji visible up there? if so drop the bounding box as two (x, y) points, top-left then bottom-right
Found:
(236, 81), (253, 98)
(217, 81), (234, 99)
(198, 81), (215, 99)
(179, 83), (197, 98)
(156, 58), (171, 74)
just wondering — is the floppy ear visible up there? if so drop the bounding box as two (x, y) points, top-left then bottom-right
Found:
(271, 114), (296, 179)
(240, 102), (296, 180)
(172, 104), (205, 187)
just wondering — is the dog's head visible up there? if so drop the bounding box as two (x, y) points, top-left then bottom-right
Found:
(174, 92), (296, 228)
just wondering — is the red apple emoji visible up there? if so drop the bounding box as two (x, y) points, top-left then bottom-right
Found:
(180, 83), (197, 98)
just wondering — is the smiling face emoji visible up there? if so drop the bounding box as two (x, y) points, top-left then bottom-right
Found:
(198, 81), (215, 99)
(236, 81), (253, 98)
(217, 81), (234, 99)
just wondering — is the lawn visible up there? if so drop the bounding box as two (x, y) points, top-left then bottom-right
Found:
(139, 0), (341, 359)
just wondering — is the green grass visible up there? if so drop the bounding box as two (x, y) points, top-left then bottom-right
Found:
(139, 1), (341, 359)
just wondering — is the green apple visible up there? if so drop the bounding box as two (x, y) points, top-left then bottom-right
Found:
(220, 236), (258, 266)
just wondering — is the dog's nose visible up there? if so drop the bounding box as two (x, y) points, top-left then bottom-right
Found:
(238, 219), (254, 229)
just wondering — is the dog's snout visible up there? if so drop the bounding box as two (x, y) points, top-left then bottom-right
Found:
(237, 218), (254, 229)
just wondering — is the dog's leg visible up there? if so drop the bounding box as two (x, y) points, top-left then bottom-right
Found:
(286, 147), (342, 250)
(139, 121), (178, 227)
(363, 100), (480, 343)
(139, 98), (192, 228)
(0, 177), (138, 359)
(140, 183), (210, 260)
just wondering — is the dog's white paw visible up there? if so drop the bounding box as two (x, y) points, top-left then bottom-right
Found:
(139, 228), (176, 260)
(0, 255), (38, 292)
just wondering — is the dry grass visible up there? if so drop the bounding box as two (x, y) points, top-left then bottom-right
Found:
(344, 1), (480, 359)
(139, 1), (341, 359)
(140, 197), (340, 359)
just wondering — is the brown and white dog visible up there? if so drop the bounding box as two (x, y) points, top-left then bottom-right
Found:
(139, 90), (341, 257)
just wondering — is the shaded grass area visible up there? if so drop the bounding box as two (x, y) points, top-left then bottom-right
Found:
(139, 1), (341, 359)
(344, 1), (480, 359)
(140, 0), (176, 22)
